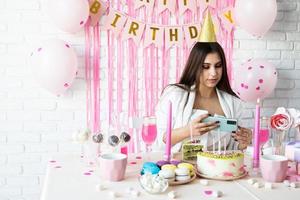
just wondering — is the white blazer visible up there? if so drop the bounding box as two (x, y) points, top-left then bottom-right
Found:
(155, 85), (247, 152)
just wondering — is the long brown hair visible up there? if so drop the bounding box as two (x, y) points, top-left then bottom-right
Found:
(173, 42), (236, 97)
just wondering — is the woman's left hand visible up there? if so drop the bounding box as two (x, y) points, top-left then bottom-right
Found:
(232, 126), (252, 150)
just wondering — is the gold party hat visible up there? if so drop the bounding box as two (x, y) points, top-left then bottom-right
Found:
(198, 10), (217, 42)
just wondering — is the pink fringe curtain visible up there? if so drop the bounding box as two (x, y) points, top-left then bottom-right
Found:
(85, 0), (236, 153)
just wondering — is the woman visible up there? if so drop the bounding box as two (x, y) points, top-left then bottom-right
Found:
(155, 42), (252, 152)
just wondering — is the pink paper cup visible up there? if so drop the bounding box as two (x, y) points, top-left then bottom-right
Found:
(99, 153), (127, 181)
(260, 154), (288, 182)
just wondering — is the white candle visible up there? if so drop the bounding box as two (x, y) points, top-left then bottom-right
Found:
(212, 134), (215, 153)
(218, 129), (221, 154)
(189, 122), (193, 142)
(224, 137), (226, 155)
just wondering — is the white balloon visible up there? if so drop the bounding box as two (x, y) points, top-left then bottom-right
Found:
(234, 0), (277, 37)
(29, 39), (78, 95)
(45, 0), (90, 33)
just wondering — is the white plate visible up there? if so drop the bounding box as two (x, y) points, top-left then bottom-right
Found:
(168, 173), (197, 186)
(195, 170), (248, 181)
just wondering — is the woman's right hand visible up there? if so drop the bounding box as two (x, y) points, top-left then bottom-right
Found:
(189, 113), (219, 136)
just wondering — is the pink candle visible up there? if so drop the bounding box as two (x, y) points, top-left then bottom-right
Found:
(253, 99), (261, 168)
(165, 101), (172, 162)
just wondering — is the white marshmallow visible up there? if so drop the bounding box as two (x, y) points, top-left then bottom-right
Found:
(264, 182), (273, 189)
(213, 190), (223, 198)
(131, 190), (140, 197)
(95, 184), (105, 191)
(283, 180), (290, 187)
(109, 191), (118, 198)
(200, 179), (209, 186)
(247, 178), (257, 185)
(168, 191), (177, 199)
(126, 187), (134, 193)
(253, 182), (263, 188)
(290, 182), (298, 188)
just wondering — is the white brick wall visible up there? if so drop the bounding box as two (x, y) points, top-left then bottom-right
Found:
(0, 0), (300, 199)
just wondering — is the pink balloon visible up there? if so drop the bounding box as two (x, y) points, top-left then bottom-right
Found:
(46, 0), (89, 33)
(233, 59), (277, 102)
(29, 39), (78, 95)
(234, 0), (277, 37)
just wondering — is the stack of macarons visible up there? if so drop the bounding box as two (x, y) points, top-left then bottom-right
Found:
(158, 162), (194, 183)
(141, 160), (195, 183)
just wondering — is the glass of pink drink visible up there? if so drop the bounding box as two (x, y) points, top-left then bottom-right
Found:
(141, 116), (157, 152)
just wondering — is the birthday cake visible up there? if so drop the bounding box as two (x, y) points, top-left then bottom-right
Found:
(197, 151), (245, 178)
(285, 141), (300, 162)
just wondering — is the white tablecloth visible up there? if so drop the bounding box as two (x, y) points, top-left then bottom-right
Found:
(40, 152), (300, 200)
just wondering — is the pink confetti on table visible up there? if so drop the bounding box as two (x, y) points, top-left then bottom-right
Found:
(80, 21), (84, 25)
(256, 86), (260, 90)
(259, 79), (263, 84)
(55, 166), (62, 169)
(64, 83), (69, 87)
(204, 190), (213, 195)
(84, 172), (91, 176)
(49, 160), (56, 163)
(65, 44), (70, 48)
(89, 170), (94, 173)
(37, 47), (42, 52)
(130, 161), (137, 165)
(136, 156), (142, 159)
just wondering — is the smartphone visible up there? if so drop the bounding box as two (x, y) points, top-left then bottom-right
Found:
(202, 116), (238, 132)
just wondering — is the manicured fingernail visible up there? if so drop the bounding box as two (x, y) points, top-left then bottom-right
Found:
(208, 114), (212, 116)
(216, 121), (220, 123)
(232, 131), (236, 133)
(234, 139), (238, 142)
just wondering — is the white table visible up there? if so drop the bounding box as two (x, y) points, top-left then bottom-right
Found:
(40, 152), (300, 200)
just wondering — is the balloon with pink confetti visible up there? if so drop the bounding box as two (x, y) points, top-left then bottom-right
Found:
(234, 59), (277, 102)
(45, 0), (89, 33)
(29, 39), (78, 95)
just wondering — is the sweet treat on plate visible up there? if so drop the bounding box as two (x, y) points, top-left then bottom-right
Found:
(178, 162), (195, 176)
(141, 162), (160, 175)
(156, 160), (170, 168)
(158, 169), (175, 182)
(182, 139), (203, 161)
(170, 160), (181, 166)
(161, 164), (177, 171)
(197, 151), (245, 178)
(175, 168), (191, 181)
